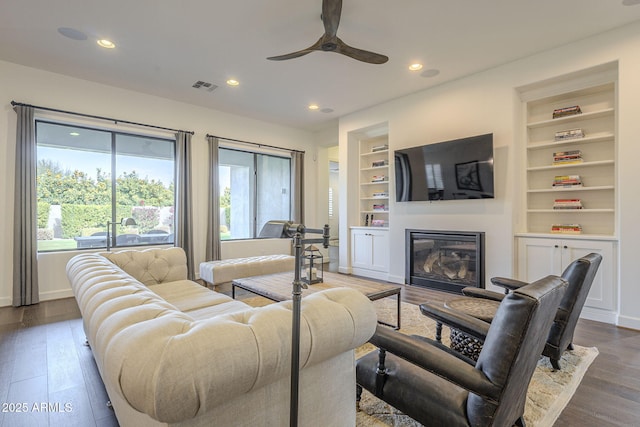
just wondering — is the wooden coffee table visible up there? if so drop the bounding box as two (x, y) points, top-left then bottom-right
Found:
(232, 271), (401, 329)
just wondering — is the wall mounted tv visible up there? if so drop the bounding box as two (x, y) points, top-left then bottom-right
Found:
(395, 133), (494, 202)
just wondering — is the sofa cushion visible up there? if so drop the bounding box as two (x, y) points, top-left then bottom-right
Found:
(149, 280), (250, 315)
(101, 247), (188, 285)
(199, 254), (295, 286)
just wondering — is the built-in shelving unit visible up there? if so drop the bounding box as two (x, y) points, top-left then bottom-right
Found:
(524, 80), (616, 236)
(359, 135), (390, 227)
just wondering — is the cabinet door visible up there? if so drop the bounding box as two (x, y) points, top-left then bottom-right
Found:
(517, 237), (563, 282)
(370, 230), (390, 272)
(351, 230), (373, 269)
(562, 240), (615, 311)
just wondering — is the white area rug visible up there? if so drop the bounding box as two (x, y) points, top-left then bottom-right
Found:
(356, 298), (599, 427)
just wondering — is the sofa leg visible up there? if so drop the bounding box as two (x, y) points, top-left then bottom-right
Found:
(106, 400), (113, 410)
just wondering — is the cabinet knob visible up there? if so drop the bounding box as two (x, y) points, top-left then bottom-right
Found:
(554, 245), (559, 248)
(564, 245), (568, 249)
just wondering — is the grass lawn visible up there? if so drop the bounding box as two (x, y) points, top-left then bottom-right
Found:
(38, 239), (81, 251)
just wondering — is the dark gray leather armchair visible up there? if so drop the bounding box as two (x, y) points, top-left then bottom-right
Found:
(437, 253), (602, 369)
(356, 275), (567, 427)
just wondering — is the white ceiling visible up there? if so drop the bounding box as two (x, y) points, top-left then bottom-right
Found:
(2, 0), (640, 132)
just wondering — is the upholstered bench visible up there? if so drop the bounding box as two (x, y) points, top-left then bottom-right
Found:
(199, 254), (296, 289)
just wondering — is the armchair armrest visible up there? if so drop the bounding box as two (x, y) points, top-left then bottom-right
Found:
(369, 326), (501, 401)
(419, 302), (490, 342)
(461, 287), (505, 302)
(490, 276), (528, 292)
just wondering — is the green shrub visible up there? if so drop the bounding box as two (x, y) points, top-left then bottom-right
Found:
(37, 201), (51, 229)
(60, 205), (134, 238)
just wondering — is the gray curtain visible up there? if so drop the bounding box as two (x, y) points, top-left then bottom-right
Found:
(175, 131), (195, 280)
(205, 136), (221, 261)
(13, 105), (39, 306)
(291, 151), (305, 224)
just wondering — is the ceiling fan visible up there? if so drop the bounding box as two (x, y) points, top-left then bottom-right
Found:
(267, 0), (388, 64)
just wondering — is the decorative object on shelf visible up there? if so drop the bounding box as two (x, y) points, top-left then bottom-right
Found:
(365, 214), (369, 226)
(106, 217), (137, 251)
(372, 203), (387, 211)
(371, 219), (386, 227)
(371, 175), (387, 183)
(301, 245), (323, 285)
(551, 224), (582, 234)
(552, 175), (582, 188)
(553, 199), (583, 209)
(553, 105), (582, 119)
(371, 159), (388, 167)
(555, 128), (585, 141)
(372, 191), (388, 198)
(371, 144), (388, 152)
(553, 150), (583, 165)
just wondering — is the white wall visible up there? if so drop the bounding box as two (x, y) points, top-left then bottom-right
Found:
(338, 21), (640, 330)
(0, 60), (319, 306)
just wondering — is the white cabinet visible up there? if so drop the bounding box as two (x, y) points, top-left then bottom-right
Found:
(359, 136), (389, 227)
(516, 236), (617, 323)
(351, 227), (389, 279)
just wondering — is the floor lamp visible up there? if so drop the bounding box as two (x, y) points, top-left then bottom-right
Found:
(106, 217), (137, 251)
(256, 220), (330, 427)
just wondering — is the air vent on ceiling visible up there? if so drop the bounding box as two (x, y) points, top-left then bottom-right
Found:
(192, 80), (218, 92)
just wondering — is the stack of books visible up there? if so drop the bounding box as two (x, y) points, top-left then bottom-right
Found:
(553, 105), (582, 119)
(553, 150), (583, 165)
(372, 191), (389, 198)
(555, 128), (585, 141)
(371, 144), (388, 153)
(371, 175), (387, 183)
(551, 224), (582, 234)
(371, 159), (388, 168)
(372, 203), (387, 212)
(553, 175), (582, 188)
(553, 199), (583, 209)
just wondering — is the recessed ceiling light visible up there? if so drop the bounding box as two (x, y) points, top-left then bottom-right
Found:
(226, 79), (240, 86)
(409, 63), (423, 71)
(69, 132), (80, 136)
(57, 27), (87, 41)
(97, 39), (116, 49)
(421, 68), (440, 78)
(308, 104), (320, 110)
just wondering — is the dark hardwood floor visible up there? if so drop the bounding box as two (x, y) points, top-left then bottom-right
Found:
(1, 284), (639, 427)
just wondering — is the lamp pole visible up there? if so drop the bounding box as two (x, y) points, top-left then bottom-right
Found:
(290, 233), (306, 427)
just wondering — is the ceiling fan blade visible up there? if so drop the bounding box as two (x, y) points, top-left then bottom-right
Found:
(335, 37), (389, 64)
(322, 0), (342, 38)
(267, 37), (323, 61)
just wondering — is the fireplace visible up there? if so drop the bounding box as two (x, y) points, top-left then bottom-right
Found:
(406, 229), (485, 293)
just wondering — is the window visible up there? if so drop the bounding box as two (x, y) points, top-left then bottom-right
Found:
(219, 147), (291, 239)
(36, 121), (176, 251)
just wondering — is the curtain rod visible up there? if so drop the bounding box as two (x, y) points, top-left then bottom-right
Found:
(206, 133), (305, 154)
(11, 101), (194, 135)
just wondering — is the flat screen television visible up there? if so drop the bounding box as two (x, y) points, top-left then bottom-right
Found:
(395, 133), (494, 202)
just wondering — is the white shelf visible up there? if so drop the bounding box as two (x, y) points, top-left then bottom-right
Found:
(527, 133), (614, 150)
(527, 108), (614, 129)
(359, 135), (390, 227)
(521, 76), (616, 237)
(527, 160), (614, 171)
(527, 185), (614, 194)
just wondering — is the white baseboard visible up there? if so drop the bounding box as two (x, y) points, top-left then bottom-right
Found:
(617, 314), (640, 331)
(0, 296), (11, 308)
(386, 274), (405, 285)
(350, 267), (389, 281)
(40, 289), (75, 302)
(580, 306), (618, 325)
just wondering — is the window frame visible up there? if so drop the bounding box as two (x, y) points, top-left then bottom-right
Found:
(35, 119), (177, 252)
(219, 146), (292, 240)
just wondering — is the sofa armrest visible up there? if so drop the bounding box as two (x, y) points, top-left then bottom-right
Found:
(101, 288), (377, 423)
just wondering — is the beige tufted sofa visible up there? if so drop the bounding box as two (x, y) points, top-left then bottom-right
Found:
(66, 247), (377, 427)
